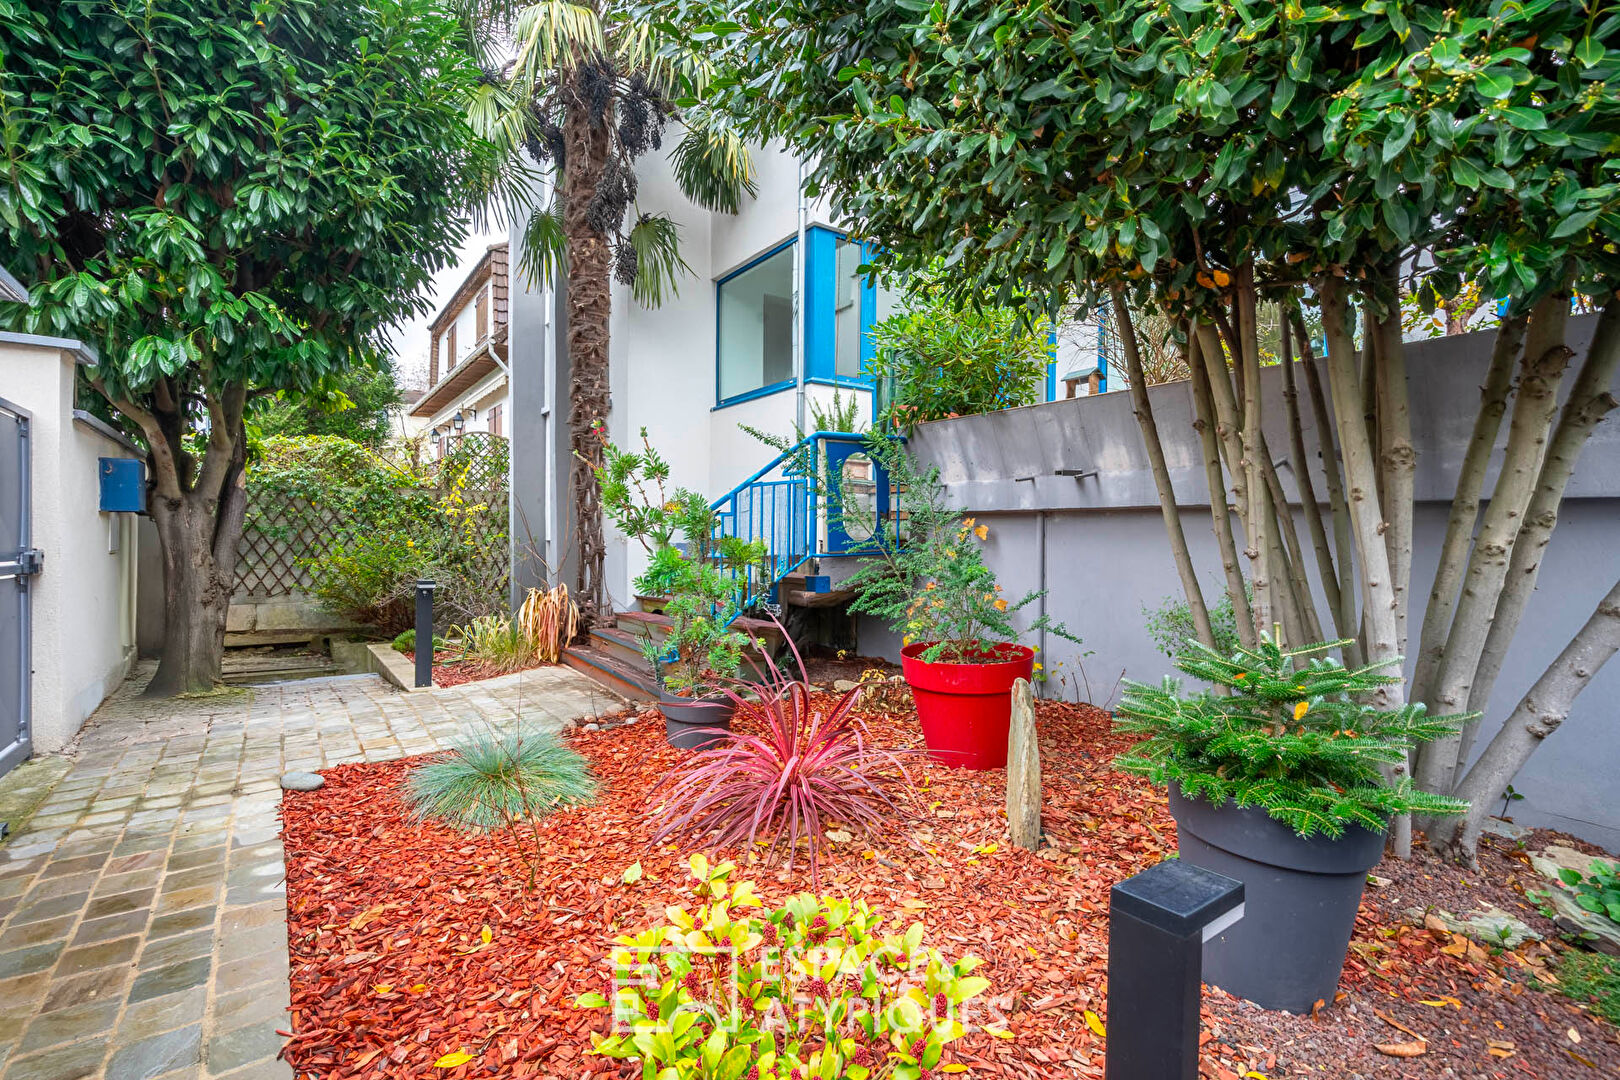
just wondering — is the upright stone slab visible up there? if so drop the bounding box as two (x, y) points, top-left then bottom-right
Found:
(1006, 678), (1041, 849)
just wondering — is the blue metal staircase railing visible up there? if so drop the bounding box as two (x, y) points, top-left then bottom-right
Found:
(708, 431), (874, 619)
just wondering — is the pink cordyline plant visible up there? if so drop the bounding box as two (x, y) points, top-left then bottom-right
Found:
(649, 632), (911, 886)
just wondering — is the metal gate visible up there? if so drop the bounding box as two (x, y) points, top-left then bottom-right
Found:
(0, 396), (37, 779)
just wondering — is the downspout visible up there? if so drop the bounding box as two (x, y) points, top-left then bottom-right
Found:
(793, 158), (808, 435)
(1035, 510), (1048, 700)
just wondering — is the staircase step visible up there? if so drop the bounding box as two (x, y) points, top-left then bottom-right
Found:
(617, 610), (790, 652)
(562, 644), (658, 702)
(590, 625), (653, 669)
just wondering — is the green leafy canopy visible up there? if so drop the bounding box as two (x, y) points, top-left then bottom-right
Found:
(0, 0), (498, 404)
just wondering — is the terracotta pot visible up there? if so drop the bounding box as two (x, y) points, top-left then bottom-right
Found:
(899, 641), (1034, 770)
(657, 689), (735, 750)
(1170, 783), (1386, 1013)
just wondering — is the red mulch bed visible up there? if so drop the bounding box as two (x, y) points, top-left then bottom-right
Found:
(279, 701), (1620, 1079)
(405, 651), (545, 688)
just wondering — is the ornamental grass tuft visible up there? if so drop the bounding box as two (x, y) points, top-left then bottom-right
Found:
(405, 725), (596, 888)
(1114, 635), (1470, 838)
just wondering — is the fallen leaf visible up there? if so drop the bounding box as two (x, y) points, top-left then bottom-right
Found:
(433, 1050), (475, 1068)
(1567, 1026), (1580, 1044)
(622, 861), (643, 885)
(480, 925), (493, 945)
(1374, 1041), (1427, 1058)
(372, 984), (393, 995)
(1418, 996), (1461, 1007)
(1083, 1010), (1105, 1038)
(825, 828), (853, 843)
(1487, 1040), (1516, 1059)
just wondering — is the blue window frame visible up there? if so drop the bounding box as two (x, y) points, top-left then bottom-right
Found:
(715, 240), (797, 407)
(714, 229), (902, 410)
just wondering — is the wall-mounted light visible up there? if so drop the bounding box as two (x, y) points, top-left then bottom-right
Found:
(452, 411), (466, 433)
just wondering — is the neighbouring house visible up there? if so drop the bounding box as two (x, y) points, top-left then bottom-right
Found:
(502, 144), (1111, 619)
(410, 242), (512, 458)
(1, 273), (143, 774)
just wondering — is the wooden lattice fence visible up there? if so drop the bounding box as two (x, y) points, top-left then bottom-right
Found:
(235, 433), (510, 618)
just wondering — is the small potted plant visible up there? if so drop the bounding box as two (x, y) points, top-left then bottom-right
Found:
(1114, 635), (1469, 1013)
(845, 442), (1074, 769)
(594, 427), (767, 749)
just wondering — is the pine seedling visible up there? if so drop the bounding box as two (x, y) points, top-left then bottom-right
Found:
(1114, 635), (1470, 837)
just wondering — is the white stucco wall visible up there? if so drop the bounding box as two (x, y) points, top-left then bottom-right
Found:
(0, 334), (139, 752)
(592, 142), (870, 607)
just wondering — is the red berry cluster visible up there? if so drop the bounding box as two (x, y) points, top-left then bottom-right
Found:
(806, 914), (829, 941)
(802, 976), (829, 1001)
(682, 970), (707, 1001)
(760, 921), (779, 947)
(933, 992), (948, 1019)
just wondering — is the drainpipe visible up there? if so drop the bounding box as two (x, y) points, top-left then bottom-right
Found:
(1035, 510), (1047, 700)
(793, 157), (808, 435)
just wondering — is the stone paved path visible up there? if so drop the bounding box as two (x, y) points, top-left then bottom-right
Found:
(0, 664), (621, 1080)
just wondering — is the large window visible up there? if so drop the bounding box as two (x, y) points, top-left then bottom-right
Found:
(717, 243), (795, 402)
(830, 236), (901, 382)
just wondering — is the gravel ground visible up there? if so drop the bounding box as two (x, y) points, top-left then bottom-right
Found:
(1203, 828), (1620, 1079)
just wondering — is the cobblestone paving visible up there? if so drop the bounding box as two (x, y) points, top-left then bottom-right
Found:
(0, 665), (621, 1080)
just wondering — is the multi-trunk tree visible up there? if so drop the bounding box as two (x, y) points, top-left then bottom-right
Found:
(666, 0), (1620, 862)
(457, 0), (758, 626)
(0, 0), (496, 695)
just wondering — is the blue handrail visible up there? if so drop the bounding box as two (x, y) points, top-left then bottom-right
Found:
(707, 431), (867, 620)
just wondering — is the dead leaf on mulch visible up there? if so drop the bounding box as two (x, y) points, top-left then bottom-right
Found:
(1374, 1039), (1428, 1058)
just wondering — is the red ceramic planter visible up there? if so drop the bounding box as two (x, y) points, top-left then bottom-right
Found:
(900, 641), (1034, 770)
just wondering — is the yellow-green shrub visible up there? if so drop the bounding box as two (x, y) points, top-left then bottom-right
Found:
(575, 855), (991, 1079)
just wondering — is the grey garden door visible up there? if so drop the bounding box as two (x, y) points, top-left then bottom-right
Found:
(0, 396), (35, 779)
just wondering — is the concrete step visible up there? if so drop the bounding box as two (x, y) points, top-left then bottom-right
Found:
(589, 625), (654, 670)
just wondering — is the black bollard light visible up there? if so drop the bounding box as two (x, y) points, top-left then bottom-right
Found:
(1106, 859), (1244, 1080)
(414, 579), (436, 688)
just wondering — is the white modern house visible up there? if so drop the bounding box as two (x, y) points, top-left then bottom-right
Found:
(500, 143), (1110, 618)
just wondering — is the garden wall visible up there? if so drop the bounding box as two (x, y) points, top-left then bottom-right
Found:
(860, 313), (1620, 850)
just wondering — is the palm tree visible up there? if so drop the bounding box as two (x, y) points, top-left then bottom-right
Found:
(458, 0), (757, 626)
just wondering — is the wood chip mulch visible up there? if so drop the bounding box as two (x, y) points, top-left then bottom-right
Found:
(279, 700), (1620, 1079)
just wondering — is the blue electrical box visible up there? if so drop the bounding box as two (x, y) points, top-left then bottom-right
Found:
(99, 457), (146, 513)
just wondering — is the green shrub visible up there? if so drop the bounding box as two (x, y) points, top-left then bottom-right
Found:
(405, 725), (596, 888)
(1558, 861), (1620, 926)
(576, 855), (990, 1079)
(392, 629), (415, 653)
(245, 435), (508, 633)
(1115, 636), (1471, 837)
(453, 614), (537, 673)
(1143, 589), (1247, 659)
(844, 440), (1075, 664)
(867, 279), (1050, 432)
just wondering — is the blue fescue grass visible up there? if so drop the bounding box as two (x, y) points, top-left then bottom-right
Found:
(404, 725), (596, 888)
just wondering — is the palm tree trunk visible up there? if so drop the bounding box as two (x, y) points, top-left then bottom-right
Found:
(562, 103), (615, 626)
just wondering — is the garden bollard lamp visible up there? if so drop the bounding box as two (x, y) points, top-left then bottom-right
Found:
(414, 579), (436, 688)
(1106, 859), (1244, 1080)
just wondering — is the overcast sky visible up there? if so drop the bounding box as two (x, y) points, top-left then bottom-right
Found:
(386, 222), (506, 390)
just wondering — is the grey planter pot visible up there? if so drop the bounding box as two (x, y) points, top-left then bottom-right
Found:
(1169, 784), (1385, 1013)
(658, 690), (735, 750)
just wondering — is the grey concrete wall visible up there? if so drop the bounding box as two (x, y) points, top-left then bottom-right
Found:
(862, 314), (1620, 850)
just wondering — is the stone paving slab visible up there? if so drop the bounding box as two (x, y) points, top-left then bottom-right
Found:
(0, 663), (621, 1079)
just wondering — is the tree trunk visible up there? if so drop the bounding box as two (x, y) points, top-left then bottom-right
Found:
(1408, 313), (1528, 707)
(1114, 289), (1215, 650)
(1236, 273), (1274, 636)
(1462, 301), (1620, 756)
(1320, 276), (1411, 857)
(562, 102), (615, 627)
(1372, 294), (1414, 657)
(1291, 311), (1361, 664)
(1280, 322), (1344, 641)
(1418, 291), (1573, 797)
(146, 493), (238, 696)
(1440, 576), (1620, 864)
(1188, 325), (1256, 648)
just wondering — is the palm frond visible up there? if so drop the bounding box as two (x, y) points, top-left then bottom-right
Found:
(511, 0), (604, 92)
(518, 196), (568, 291)
(627, 212), (692, 307)
(671, 108), (757, 215)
